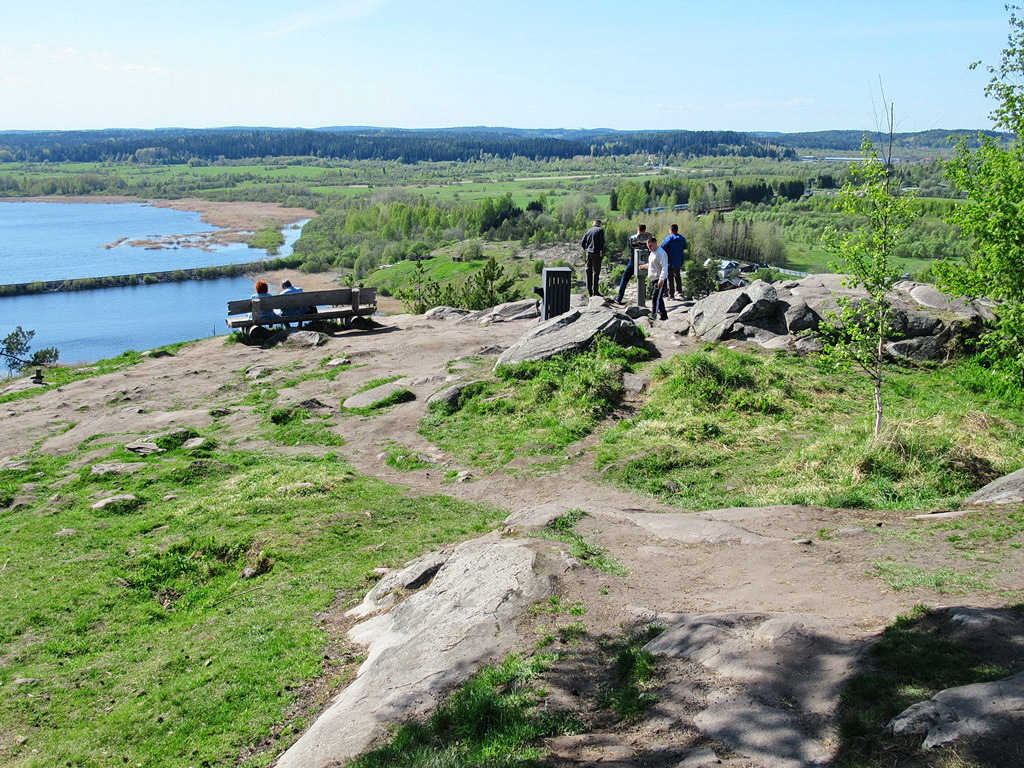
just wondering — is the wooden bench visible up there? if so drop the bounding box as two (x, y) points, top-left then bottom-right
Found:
(226, 288), (377, 333)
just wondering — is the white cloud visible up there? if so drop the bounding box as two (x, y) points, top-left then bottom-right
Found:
(261, 0), (395, 39)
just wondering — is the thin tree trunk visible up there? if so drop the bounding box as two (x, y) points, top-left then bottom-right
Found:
(874, 335), (884, 436)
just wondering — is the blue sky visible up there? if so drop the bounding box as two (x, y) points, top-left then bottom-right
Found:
(0, 0), (1012, 132)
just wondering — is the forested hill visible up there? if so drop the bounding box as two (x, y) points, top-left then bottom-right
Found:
(0, 126), (794, 163)
(755, 128), (1012, 151)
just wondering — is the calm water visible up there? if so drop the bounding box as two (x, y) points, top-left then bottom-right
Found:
(2, 278), (255, 363)
(0, 201), (270, 283)
(0, 202), (307, 363)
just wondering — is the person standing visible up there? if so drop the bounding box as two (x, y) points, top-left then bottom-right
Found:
(615, 223), (654, 304)
(661, 223), (687, 299)
(645, 236), (669, 321)
(580, 219), (605, 296)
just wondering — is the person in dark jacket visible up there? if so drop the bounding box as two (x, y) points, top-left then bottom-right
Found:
(580, 219), (605, 296)
(661, 224), (687, 299)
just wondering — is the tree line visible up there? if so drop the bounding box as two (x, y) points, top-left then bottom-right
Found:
(0, 127), (794, 164)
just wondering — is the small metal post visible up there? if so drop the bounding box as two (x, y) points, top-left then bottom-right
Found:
(634, 248), (648, 306)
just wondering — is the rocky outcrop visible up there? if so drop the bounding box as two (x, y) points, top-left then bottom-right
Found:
(889, 671), (1024, 748)
(496, 305), (644, 366)
(964, 468), (1024, 507)
(275, 534), (551, 768)
(671, 276), (991, 362)
(342, 378), (414, 410)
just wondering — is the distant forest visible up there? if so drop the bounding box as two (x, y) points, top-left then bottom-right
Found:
(754, 129), (1013, 151)
(0, 126), (1007, 165)
(0, 127), (795, 164)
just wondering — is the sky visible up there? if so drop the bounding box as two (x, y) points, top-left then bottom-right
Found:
(0, 0), (1014, 133)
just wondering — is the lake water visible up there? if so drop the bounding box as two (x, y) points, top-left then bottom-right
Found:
(0, 201), (274, 283)
(0, 202), (307, 363)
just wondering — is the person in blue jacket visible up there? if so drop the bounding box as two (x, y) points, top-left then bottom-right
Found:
(661, 224), (687, 299)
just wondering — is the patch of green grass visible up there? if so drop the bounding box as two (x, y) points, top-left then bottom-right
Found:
(534, 509), (627, 576)
(383, 443), (435, 471)
(596, 624), (663, 721)
(0, 446), (505, 768)
(871, 561), (992, 594)
(834, 606), (1012, 767)
(421, 339), (650, 473)
(353, 375), (404, 394)
(265, 406), (346, 447)
(346, 653), (580, 768)
(595, 347), (1024, 511)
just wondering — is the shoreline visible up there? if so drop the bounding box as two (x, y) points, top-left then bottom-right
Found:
(0, 196), (318, 244)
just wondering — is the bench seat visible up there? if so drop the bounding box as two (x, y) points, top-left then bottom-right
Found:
(226, 287), (377, 330)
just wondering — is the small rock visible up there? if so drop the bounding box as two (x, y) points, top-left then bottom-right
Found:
(182, 437), (209, 451)
(13, 678), (39, 686)
(326, 358), (352, 368)
(90, 462), (144, 476)
(245, 366), (271, 380)
(279, 330), (328, 348)
(622, 372), (652, 394)
(90, 494), (139, 512)
(456, 471), (473, 483)
(125, 441), (162, 456)
(239, 567), (258, 579)
(53, 528), (78, 537)
(677, 747), (724, 767)
(910, 510), (969, 520)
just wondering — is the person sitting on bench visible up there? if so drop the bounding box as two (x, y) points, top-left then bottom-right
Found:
(250, 281), (278, 326)
(279, 279), (316, 324)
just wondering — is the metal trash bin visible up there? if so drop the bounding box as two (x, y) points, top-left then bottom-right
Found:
(534, 267), (572, 321)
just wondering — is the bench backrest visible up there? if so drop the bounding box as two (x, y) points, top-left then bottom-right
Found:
(227, 288), (376, 315)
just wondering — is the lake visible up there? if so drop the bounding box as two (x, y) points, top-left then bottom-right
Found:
(0, 201), (278, 283)
(0, 202), (307, 363)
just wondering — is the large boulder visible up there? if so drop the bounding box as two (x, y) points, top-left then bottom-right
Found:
(275, 534), (550, 768)
(688, 289), (753, 342)
(673, 275), (990, 362)
(963, 468), (1024, 506)
(889, 671), (1024, 749)
(495, 306), (644, 366)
